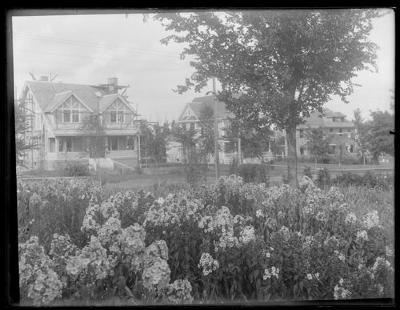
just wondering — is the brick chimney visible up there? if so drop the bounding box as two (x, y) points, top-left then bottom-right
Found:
(107, 77), (118, 94)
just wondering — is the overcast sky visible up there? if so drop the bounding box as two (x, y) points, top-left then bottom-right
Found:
(12, 9), (394, 122)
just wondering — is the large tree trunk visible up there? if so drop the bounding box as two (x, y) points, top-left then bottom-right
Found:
(286, 123), (298, 187)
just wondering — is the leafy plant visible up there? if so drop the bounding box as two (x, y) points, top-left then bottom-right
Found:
(64, 162), (91, 177)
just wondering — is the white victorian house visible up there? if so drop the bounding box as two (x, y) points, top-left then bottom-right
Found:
(19, 77), (141, 170)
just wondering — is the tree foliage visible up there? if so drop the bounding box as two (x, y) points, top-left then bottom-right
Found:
(14, 99), (39, 167)
(198, 104), (216, 159)
(352, 108), (369, 163)
(80, 114), (107, 158)
(140, 121), (170, 163)
(305, 128), (331, 163)
(224, 118), (272, 159)
(365, 110), (394, 161)
(171, 123), (204, 185)
(155, 9), (382, 185)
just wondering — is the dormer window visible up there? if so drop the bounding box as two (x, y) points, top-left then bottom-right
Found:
(62, 96), (80, 123)
(109, 99), (127, 124)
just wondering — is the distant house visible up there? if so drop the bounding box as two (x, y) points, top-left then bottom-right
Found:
(167, 95), (237, 164)
(19, 76), (141, 170)
(295, 108), (356, 157)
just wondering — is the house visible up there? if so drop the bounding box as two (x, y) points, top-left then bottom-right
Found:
(18, 76), (141, 170)
(168, 95), (237, 164)
(294, 108), (356, 157)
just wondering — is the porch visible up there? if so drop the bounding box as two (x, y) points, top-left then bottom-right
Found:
(44, 135), (139, 163)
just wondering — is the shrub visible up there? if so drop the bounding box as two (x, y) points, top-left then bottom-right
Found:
(64, 162), (91, 177)
(237, 164), (269, 184)
(316, 168), (331, 189)
(332, 172), (393, 191)
(303, 166), (313, 179)
(229, 158), (239, 175)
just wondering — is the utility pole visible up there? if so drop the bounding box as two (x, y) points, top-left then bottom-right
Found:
(213, 77), (219, 180)
(237, 122), (242, 165)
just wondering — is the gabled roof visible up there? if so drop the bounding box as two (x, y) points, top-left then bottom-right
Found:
(45, 90), (72, 112)
(298, 108), (354, 129)
(98, 94), (136, 113)
(178, 95), (234, 121)
(324, 108), (346, 118)
(44, 91), (94, 113)
(26, 80), (105, 112)
(24, 80), (135, 114)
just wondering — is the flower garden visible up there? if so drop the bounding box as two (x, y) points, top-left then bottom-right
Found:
(17, 175), (394, 305)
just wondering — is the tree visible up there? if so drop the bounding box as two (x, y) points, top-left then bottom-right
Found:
(198, 104), (216, 164)
(155, 9), (381, 186)
(14, 99), (40, 167)
(171, 123), (203, 185)
(305, 128), (330, 165)
(353, 108), (369, 164)
(80, 113), (106, 158)
(365, 110), (394, 162)
(139, 121), (170, 164)
(224, 118), (271, 159)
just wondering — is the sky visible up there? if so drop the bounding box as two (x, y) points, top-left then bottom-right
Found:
(12, 9), (394, 122)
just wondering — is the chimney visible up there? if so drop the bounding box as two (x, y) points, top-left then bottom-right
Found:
(107, 77), (118, 93)
(40, 75), (49, 82)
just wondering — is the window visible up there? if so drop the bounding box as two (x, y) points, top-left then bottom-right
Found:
(118, 111), (124, 123)
(63, 110), (71, 122)
(61, 96), (81, 123)
(350, 144), (354, 153)
(299, 129), (304, 138)
(329, 128), (333, 133)
(72, 110), (80, 123)
(109, 99), (127, 124)
(300, 147), (304, 156)
(59, 137), (72, 152)
(127, 136), (135, 150)
(111, 111), (117, 123)
(49, 138), (55, 152)
(190, 123), (195, 130)
(66, 138), (72, 152)
(109, 137), (118, 151)
(332, 117), (336, 122)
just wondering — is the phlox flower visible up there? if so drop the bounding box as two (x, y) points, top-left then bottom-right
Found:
(372, 257), (393, 273)
(263, 266), (279, 280)
(356, 230), (369, 242)
(345, 212), (357, 225)
(239, 225), (256, 245)
(198, 253), (219, 276)
(362, 210), (380, 229)
(385, 246), (393, 257)
(167, 279), (193, 304)
(279, 226), (290, 242)
(142, 258), (171, 291)
(156, 197), (165, 205)
(315, 211), (328, 222)
(256, 209), (264, 218)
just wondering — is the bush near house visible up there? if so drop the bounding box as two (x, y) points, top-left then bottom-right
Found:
(237, 164), (269, 185)
(64, 162), (91, 177)
(332, 172), (393, 191)
(18, 175), (393, 305)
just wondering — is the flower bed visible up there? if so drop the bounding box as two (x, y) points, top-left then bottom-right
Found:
(17, 176), (394, 305)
